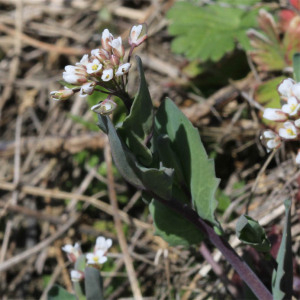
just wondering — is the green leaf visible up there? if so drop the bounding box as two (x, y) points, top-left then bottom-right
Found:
(272, 200), (293, 300)
(236, 215), (271, 252)
(118, 55), (154, 166)
(254, 76), (286, 126)
(73, 254), (86, 300)
(167, 2), (259, 61)
(293, 53), (300, 82)
(98, 115), (173, 200)
(47, 285), (76, 300)
(255, 76), (285, 107)
(149, 198), (203, 246)
(84, 267), (104, 300)
(155, 134), (185, 185)
(155, 98), (220, 228)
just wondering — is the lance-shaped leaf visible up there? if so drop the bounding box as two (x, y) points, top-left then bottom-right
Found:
(84, 267), (104, 300)
(236, 215), (271, 252)
(293, 52), (300, 82)
(149, 191), (203, 246)
(98, 115), (173, 200)
(155, 98), (220, 228)
(73, 254), (86, 300)
(117, 55), (154, 166)
(48, 285), (76, 300)
(272, 200), (293, 300)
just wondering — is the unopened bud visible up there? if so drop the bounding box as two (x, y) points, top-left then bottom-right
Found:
(91, 99), (117, 115)
(110, 54), (120, 66)
(101, 29), (113, 52)
(109, 37), (125, 59)
(70, 270), (84, 282)
(129, 23), (147, 47)
(50, 89), (74, 101)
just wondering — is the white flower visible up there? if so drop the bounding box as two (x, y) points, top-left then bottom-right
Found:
(86, 59), (102, 74)
(263, 108), (287, 122)
(109, 37), (125, 58)
(50, 89), (74, 101)
(296, 150), (300, 164)
(62, 243), (82, 263)
(115, 63), (131, 76)
(70, 270), (84, 282)
(260, 130), (281, 151)
(91, 99), (117, 115)
(278, 78), (295, 98)
(94, 236), (112, 253)
(278, 122), (298, 139)
(129, 24), (147, 46)
(281, 97), (300, 116)
(79, 82), (95, 97)
(86, 250), (107, 265)
(101, 68), (113, 81)
(292, 83), (300, 100)
(101, 29), (114, 51)
(63, 65), (87, 85)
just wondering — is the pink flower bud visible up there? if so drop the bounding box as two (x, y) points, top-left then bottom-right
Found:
(110, 54), (120, 66)
(129, 23), (147, 47)
(101, 29), (114, 52)
(108, 37), (125, 58)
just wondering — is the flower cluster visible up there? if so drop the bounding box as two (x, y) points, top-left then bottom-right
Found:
(62, 236), (112, 282)
(50, 24), (147, 115)
(261, 78), (300, 164)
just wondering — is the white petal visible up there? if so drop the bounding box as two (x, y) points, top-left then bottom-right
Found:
(296, 151), (300, 164)
(278, 78), (295, 97)
(263, 108), (287, 121)
(62, 245), (73, 253)
(262, 130), (276, 139)
(266, 139), (280, 149)
(295, 119), (300, 127)
(101, 69), (113, 81)
(292, 83), (300, 100)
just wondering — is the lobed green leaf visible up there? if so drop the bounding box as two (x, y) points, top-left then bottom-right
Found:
(167, 2), (259, 61)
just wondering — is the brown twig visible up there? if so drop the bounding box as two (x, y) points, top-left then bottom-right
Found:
(0, 181), (151, 230)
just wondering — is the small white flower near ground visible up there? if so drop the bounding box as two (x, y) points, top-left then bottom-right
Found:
(278, 122), (298, 139)
(86, 250), (108, 265)
(278, 78), (295, 98)
(281, 97), (300, 116)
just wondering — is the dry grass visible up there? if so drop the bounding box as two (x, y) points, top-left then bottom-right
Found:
(0, 0), (300, 299)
